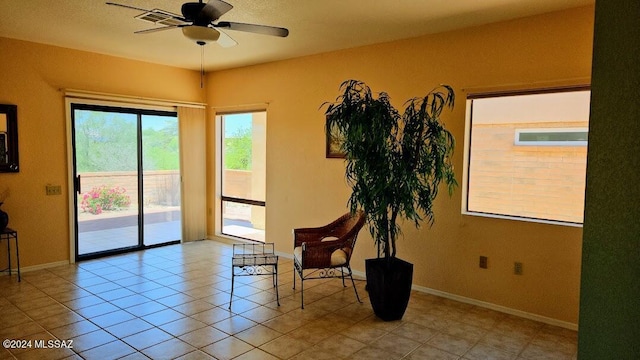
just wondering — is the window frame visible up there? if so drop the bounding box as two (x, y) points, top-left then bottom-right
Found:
(462, 85), (591, 227)
(217, 110), (267, 242)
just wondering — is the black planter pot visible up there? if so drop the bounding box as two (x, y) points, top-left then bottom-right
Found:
(365, 257), (413, 321)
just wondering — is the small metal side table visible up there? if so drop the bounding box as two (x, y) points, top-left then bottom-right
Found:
(0, 227), (20, 282)
(229, 242), (279, 308)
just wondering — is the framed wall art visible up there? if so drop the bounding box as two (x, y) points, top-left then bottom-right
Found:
(326, 120), (345, 158)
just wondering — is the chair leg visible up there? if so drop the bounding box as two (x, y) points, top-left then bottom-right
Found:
(292, 266), (296, 290)
(229, 267), (236, 309)
(15, 234), (20, 282)
(273, 264), (280, 306)
(347, 265), (362, 303)
(341, 266), (346, 287)
(293, 261), (304, 309)
(300, 275), (305, 309)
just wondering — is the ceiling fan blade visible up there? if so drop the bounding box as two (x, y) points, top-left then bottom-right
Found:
(201, 0), (234, 21)
(214, 21), (289, 37)
(134, 25), (178, 34)
(216, 29), (238, 48)
(106, 2), (151, 13)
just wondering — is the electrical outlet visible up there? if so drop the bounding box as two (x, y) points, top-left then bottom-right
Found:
(45, 185), (62, 196)
(514, 262), (523, 275)
(479, 256), (488, 269)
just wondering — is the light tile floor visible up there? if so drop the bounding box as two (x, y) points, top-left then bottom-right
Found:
(0, 241), (578, 359)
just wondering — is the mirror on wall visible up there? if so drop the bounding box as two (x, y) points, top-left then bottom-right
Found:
(0, 104), (19, 172)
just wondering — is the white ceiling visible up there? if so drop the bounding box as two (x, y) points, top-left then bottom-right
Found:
(0, 0), (593, 72)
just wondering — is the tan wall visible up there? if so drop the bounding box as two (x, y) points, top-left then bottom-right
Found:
(469, 121), (588, 223)
(0, 4), (594, 326)
(222, 169), (252, 199)
(206, 6), (594, 324)
(0, 37), (203, 267)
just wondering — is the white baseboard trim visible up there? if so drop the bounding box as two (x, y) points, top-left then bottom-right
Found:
(206, 237), (296, 260)
(275, 251), (293, 260)
(411, 284), (578, 330)
(352, 268), (366, 279)
(206, 235), (237, 245)
(344, 268), (577, 330)
(19, 260), (70, 273)
(206, 240), (577, 330)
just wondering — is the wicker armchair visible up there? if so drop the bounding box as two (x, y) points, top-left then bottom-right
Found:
(293, 210), (366, 309)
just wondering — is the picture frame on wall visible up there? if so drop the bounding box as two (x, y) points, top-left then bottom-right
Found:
(326, 120), (346, 158)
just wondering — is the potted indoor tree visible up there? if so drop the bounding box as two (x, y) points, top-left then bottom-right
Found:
(323, 79), (457, 321)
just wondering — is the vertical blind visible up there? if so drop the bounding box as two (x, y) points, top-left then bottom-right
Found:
(178, 106), (207, 242)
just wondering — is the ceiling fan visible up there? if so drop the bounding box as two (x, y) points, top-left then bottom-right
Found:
(106, 0), (289, 47)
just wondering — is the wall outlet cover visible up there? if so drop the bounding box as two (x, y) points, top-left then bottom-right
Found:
(514, 262), (523, 275)
(479, 256), (488, 269)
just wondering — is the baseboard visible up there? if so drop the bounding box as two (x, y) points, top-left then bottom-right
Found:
(206, 240), (578, 330)
(19, 260), (70, 273)
(354, 266), (576, 330)
(275, 250), (293, 260)
(411, 284), (578, 330)
(351, 268), (366, 279)
(343, 264), (577, 330)
(206, 236), (297, 260)
(206, 235), (237, 245)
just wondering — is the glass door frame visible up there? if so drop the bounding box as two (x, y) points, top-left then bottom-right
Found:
(217, 110), (267, 242)
(68, 101), (181, 261)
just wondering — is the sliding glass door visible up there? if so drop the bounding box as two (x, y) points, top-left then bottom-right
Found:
(71, 104), (181, 260)
(141, 113), (182, 246)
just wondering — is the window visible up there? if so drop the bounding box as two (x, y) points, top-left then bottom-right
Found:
(463, 88), (591, 225)
(218, 111), (266, 241)
(515, 128), (588, 146)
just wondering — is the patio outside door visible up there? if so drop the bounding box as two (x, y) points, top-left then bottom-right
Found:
(71, 104), (182, 260)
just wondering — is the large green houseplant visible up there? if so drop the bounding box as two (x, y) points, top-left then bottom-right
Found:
(323, 80), (457, 321)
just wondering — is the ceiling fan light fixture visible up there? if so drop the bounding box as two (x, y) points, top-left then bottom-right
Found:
(182, 25), (220, 44)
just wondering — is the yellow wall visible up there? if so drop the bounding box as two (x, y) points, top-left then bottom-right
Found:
(0, 4), (594, 326)
(0, 37), (203, 267)
(206, 6), (594, 324)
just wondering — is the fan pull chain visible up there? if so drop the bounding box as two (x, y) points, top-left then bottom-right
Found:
(200, 44), (205, 89)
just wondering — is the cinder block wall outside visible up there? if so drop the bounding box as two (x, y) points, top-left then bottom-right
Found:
(468, 121), (588, 223)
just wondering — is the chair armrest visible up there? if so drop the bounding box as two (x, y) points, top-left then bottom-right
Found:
(292, 211), (365, 251)
(302, 238), (346, 252)
(293, 212), (360, 246)
(293, 227), (334, 246)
